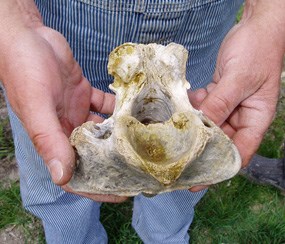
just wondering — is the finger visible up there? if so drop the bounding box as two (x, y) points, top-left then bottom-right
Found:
(76, 192), (128, 203)
(90, 88), (115, 114)
(206, 82), (216, 93)
(187, 88), (208, 109)
(220, 121), (236, 139)
(87, 113), (105, 123)
(189, 185), (209, 192)
(232, 128), (263, 168)
(199, 74), (246, 126)
(68, 76), (92, 129)
(62, 185), (128, 203)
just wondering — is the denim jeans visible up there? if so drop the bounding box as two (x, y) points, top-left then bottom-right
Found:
(6, 0), (243, 243)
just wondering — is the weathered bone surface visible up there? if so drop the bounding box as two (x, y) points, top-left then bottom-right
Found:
(68, 43), (241, 196)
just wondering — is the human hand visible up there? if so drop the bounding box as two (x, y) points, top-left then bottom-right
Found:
(188, 0), (285, 192)
(0, 19), (127, 202)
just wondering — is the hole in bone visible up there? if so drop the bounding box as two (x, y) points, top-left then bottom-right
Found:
(140, 118), (154, 125)
(201, 117), (212, 128)
(131, 85), (174, 125)
(91, 124), (112, 139)
(98, 130), (112, 139)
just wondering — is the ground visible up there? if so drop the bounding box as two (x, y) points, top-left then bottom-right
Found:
(0, 92), (19, 186)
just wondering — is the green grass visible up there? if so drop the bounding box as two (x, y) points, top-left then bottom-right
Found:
(258, 101), (285, 158)
(99, 176), (285, 243)
(101, 201), (142, 243)
(99, 177), (285, 244)
(236, 4), (244, 23)
(0, 181), (45, 243)
(0, 182), (23, 229)
(190, 177), (285, 243)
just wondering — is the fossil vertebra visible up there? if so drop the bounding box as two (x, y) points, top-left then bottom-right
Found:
(68, 43), (241, 196)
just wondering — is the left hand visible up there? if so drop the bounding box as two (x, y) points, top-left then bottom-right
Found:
(188, 2), (285, 192)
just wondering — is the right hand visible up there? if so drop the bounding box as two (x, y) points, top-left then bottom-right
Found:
(0, 24), (127, 203)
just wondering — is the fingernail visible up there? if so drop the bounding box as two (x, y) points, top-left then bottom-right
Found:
(47, 159), (64, 183)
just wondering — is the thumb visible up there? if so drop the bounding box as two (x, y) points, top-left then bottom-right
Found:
(25, 108), (75, 186)
(199, 74), (245, 126)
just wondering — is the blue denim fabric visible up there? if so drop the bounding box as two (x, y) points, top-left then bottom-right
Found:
(6, 0), (243, 243)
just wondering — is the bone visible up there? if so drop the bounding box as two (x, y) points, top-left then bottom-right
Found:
(67, 43), (241, 196)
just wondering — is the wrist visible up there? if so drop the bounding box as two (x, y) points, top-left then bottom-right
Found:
(0, 0), (43, 48)
(242, 0), (285, 52)
(0, 0), (42, 29)
(0, 0), (43, 81)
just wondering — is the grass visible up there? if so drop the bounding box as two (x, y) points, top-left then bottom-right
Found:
(101, 175), (285, 243)
(99, 176), (285, 243)
(236, 4), (244, 22)
(258, 96), (285, 158)
(190, 177), (285, 243)
(0, 182), (23, 229)
(2, 179), (283, 243)
(0, 182), (45, 243)
(101, 202), (142, 243)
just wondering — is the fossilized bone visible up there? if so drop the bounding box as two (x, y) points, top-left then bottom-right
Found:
(68, 43), (241, 196)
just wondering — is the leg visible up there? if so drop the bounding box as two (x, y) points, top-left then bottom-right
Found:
(132, 190), (207, 243)
(240, 154), (285, 192)
(31, 194), (107, 244)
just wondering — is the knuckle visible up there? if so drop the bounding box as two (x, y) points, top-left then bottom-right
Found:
(213, 94), (232, 116)
(204, 94), (233, 124)
(31, 132), (51, 158)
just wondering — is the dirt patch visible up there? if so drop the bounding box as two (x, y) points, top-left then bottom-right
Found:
(0, 226), (26, 244)
(0, 90), (18, 185)
(0, 221), (45, 244)
(0, 158), (19, 188)
(0, 88), (7, 118)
